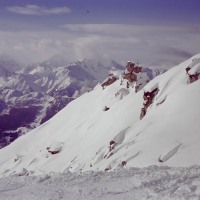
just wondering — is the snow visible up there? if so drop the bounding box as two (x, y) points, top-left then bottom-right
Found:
(189, 63), (200, 75)
(112, 128), (127, 145)
(1, 166), (200, 199)
(115, 88), (130, 100)
(47, 142), (64, 154)
(0, 54), (200, 199)
(0, 54), (200, 200)
(0, 54), (200, 176)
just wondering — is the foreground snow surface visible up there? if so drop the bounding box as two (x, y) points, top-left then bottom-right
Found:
(1, 166), (200, 200)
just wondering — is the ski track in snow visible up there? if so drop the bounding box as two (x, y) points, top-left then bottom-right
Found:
(1, 166), (200, 200)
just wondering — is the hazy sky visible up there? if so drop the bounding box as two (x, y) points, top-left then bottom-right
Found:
(0, 0), (200, 67)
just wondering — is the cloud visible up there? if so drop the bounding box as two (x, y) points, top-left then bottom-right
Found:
(60, 24), (200, 66)
(7, 5), (71, 15)
(0, 24), (199, 67)
(161, 47), (193, 59)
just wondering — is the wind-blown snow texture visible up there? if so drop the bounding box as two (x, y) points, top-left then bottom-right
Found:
(0, 54), (200, 177)
(1, 166), (200, 200)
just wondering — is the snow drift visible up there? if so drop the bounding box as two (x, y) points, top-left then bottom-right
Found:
(0, 54), (200, 176)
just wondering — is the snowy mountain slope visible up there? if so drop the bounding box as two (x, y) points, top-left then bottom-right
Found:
(1, 55), (197, 176)
(0, 58), (163, 149)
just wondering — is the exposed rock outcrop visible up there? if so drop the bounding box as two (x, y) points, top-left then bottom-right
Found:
(125, 62), (142, 75)
(140, 88), (159, 120)
(123, 61), (142, 84)
(186, 58), (200, 83)
(121, 61), (150, 92)
(101, 73), (117, 89)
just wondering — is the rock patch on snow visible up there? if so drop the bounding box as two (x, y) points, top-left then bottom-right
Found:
(186, 58), (200, 83)
(101, 73), (117, 89)
(47, 142), (63, 155)
(140, 87), (159, 119)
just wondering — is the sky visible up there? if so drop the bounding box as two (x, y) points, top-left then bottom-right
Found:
(0, 0), (200, 67)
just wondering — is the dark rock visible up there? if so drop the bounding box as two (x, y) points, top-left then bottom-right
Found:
(140, 88), (159, 120)
(123, 62), (142, 83)
(103, 106), (110, 111)
(48, 150), (60, 155)
(101, 74), (117, 89)
(121, 161), (127, 167)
